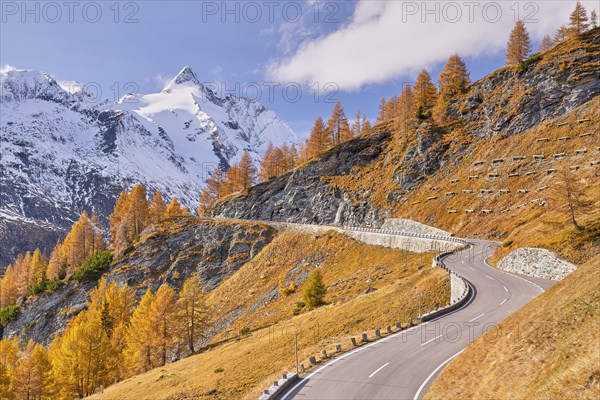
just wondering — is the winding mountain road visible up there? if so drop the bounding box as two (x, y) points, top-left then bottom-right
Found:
(277, 239), (554, 400)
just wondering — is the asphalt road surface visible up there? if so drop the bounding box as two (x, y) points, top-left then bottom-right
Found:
(278, 239), (554, 400)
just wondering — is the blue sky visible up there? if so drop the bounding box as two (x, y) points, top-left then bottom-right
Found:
(1, 1), (595, 138)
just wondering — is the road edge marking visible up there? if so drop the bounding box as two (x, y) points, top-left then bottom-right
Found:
(413, 350), (464, 400)
(368, 362), (390, 378)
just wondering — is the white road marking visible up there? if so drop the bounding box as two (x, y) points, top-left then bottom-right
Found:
(468, 313), (485, 322)
(499, 298), (507, 306)
(483, 257), (545, 293)
(469, 267), (475, 271)
(485, 275), (495, 280)
(413, 350), (465, 400)
(368, 363), (390, 378)
(280, 322), (433, 399)
(503, 286), (508, 292)
(421, 334), (443, 346)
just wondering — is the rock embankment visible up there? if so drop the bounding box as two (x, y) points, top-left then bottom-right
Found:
(380, 219), (450, 236)
(209, 131), (392, 227)
(497, 247), (577, 280)
(108, 218), (275, 292)
(3, 218), (275, 345)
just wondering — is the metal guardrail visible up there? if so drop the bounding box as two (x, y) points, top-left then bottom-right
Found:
(344, 226), (469, 245)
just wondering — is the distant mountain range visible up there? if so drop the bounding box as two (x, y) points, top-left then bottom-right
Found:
(0, 66), (297, 266)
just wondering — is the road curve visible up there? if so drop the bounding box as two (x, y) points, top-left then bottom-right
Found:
(278, 239), (554, 400)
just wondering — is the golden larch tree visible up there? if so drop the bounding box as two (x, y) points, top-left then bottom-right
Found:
(12, 340), (53, 400)
(237, 150), (257, 190)
(46, 241), (64, 281)
(50, 311), (114, 398)
(0, 265), (18, 307)
(568, 1), (589, 37)
(326, 100), (351, 146)
(178, 274), (210, 354)
(152, 284), (179, 366)
(306, 116), (329, 159)
(414, 70), (437, 119)
(538, 35), (554, 52)
(591, 10), (598, 29)
(124, 289), (156, 374)
(506, 20), (532, 65)
(259, 142), (276, 182)
(150, 190), (167, 224)
(198, 166), (226, 214)
(165, 197), (188, 217)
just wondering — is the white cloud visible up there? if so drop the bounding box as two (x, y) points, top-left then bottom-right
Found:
(268, 1), (597, 91)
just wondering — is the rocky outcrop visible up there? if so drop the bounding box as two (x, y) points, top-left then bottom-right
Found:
(107, 218), (275, 293)
(455, 29), (600, 138)
(210, 131), (392, 227)
(3, 218), (275, 345)
(211, 31), (600, 229)
(497, 248), (577, 280)
(3, 280), (96, 346)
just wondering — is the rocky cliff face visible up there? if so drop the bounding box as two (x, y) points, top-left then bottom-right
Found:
(455, 29), (600, 137)
(210, 131), (393, 227)
(3, 218), (275, 345)
(210, 30), (600, 228)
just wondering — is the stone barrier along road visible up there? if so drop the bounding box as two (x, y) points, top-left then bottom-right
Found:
(279, 240), (555, 400)
(257, 373), (298, 400)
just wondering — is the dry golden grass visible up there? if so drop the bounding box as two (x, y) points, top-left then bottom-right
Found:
(394, 99), (600, 265)
(90, 231), (448, 400)
(425, 255), (600, 400)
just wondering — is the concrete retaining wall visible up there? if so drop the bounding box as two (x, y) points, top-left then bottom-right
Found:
(497, 247), (576, 280)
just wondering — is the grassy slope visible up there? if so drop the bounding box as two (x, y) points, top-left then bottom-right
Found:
(90, 231), (448, 399)
(425, 255), (600, 400)
(395, 100), (600, 265)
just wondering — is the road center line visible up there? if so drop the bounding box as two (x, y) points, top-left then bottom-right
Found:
(499, 298), (507, 306)
(503, 286), (508, 292)
(468, 313), (485, 322)
(368, 363), (390, 378)
(485, 274), (494, 280)
(421, 333), (444, 346)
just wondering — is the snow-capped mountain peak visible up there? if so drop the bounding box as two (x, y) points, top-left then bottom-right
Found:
(0, 65), (297, 265)
(162, 66), (204, 93)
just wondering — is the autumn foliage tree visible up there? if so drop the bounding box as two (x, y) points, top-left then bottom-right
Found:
(568, 1), (589, 37)
(506, 20), (532, 66)
(198, 165), (226, 214)
(259, 142), (297, 182)
(12, 340), (53, 399)
(433, 54), (470, 125)
(150, 190), (167, 224)
(178, 274), (209, 354)
(302, 269), (327, 310)
(305, 116), (329, 159)
(414, 70), (438, 119)
(538, 35), (554, 52)
(326, 100), (352, 146)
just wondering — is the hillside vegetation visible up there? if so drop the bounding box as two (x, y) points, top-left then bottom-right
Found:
(90, 231), (448, 399)
(425, 255), (600, 400)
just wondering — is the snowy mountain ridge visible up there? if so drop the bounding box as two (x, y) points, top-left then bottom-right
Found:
(0, 66), (297, 266)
